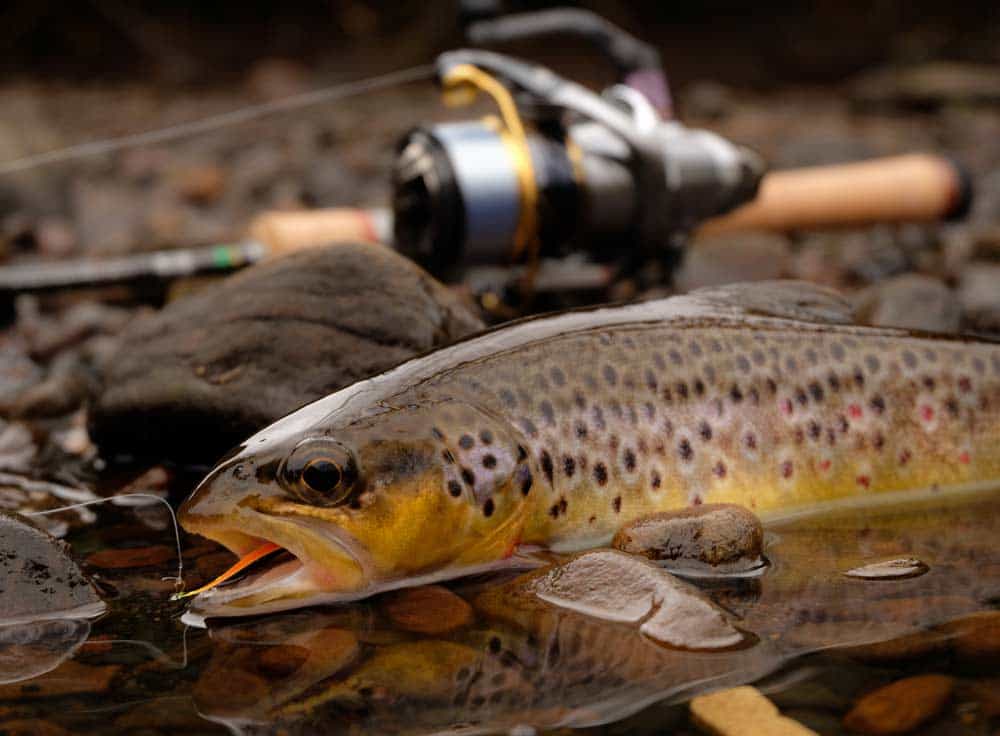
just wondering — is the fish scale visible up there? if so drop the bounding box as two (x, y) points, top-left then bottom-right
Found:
(179, 282), (1000, 615)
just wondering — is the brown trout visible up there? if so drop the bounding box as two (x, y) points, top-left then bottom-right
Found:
(179, 281), (1000, 615)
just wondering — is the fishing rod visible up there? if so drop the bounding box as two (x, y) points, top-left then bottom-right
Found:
(0, 8), (971, 300)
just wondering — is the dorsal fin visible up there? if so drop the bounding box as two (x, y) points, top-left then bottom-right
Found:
(688, 280), (855, 325)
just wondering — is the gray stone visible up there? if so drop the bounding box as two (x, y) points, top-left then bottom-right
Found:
(959, 264), (1000, 334)
(854, 274), (962, 333)
(677, 233), (792, 292)
(90, 242), (484, 463)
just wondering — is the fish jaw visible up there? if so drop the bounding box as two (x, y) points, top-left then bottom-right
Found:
(179, 464), (371, 617)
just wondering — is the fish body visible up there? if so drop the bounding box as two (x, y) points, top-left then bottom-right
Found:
(179, 282), (1000, 615)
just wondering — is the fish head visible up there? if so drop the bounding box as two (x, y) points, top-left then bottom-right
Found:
(179, 396), (535, 616)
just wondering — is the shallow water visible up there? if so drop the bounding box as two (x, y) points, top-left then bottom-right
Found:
(0, 481), (998, 735)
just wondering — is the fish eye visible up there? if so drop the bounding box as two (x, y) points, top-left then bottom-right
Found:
(302, 458), (342, 494)
(281, 439), (357, 506)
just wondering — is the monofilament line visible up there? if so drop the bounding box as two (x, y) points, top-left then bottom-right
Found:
(0, 64), (434, 176)
(25, 493), (187, 591)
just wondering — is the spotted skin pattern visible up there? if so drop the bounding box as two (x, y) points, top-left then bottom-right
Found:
(181, 283), (1000, 610)
(429, 322), (1000, 550)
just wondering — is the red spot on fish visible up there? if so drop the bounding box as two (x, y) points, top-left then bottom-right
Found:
(848, 404), (863, 419)
(692, 495), (703, 506)
(780, 399), (793, 416)
(502, 536), (521, 559)
(958, 376), (972, 393)
(898, 449), (912, 466)
(856, 475), (871, 488)
(920, 405), (935, 422)
(959, 451), (971, 465)
(818, 459), (832, 472)
(781, 461), (793, 479)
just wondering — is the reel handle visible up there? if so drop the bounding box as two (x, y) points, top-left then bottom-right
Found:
(697, 153), (971, 237)
(247, 208), (389, 256)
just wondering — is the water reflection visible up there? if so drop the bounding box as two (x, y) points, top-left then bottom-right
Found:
(0, 618), (91, 684)
(0, 484), (996, 734)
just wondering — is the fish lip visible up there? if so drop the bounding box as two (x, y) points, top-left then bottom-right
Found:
(185, 509), (372, 616)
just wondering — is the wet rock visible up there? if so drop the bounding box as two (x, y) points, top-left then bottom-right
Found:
(9, 354), (96, 419)
(682, 80), (735, 120)
(0, 511), (103, 623)
(0, 618), (92, 685)
(0, 719), (69, 736)
(939, 611), (1000, 663)
(959, 264), (1000, 334)
(0, 421), (36, 472)
(842, 674), (954, 735)
(853, 275), (961, 333)
(381, 585), (474, 635)
(612, 504), (764, 575)
(84, 544), (175, 570)
(91, 243), (484, 462)
(678, 234), (792, 292)
(529, 549), (744, 650)
(843, 557), (929, 581)
(691, 686), (818, 736)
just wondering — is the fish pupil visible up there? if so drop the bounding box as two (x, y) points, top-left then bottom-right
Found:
(302, 459), (342, 494)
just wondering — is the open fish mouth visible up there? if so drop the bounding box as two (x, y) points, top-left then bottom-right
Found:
(184, 512), (372, 618)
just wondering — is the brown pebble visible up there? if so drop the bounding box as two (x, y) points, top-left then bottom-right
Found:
(85, 545), (175, 569)
(691, 685), (818, 735)
(939, 611), (1000, 662)
(0, 660), (121, 700)
(381, 585), (474, 635)
(612, 503), (764, 571)
(843, 674), (954, 735)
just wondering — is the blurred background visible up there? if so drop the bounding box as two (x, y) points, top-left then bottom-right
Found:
(1, 0), (999, 314)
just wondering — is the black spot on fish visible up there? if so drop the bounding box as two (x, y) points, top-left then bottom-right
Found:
(744, 433), (757, 450)
(661, 386), (673, 402)
(694, 378), (705, 396)
(828, 373), (840, 392)
(623, 448), (636, 472)
(713, 461), (727, 478)
(854, 369), (865, 388)
(653, 352), (666, 370)
(483, 498), (495, 517)
(432, 427), (446, 441)
(448, 480), (462, 497)
(922, 376), (936, 391)
(795, 388), (807, 406)
(500, 389), (517, 408)
(461, 467), (476, 487)
(676, 382), (689, 400)
(549, 503), (560, 519)
(608, 434), (620, 451)
(903, 350), (918, 369)
(689, 341), (703, 357)
(781, 460), (793, 478)
(573, 391), (586, 409)
(489, 636), (502, 654)
(550, 367), (566, 386)
(662, 418), (674, 437)
(838, 415), (849, 433)
(459, 434), (474, 450)
(594, 463), (608, 485)
(736, 355), (751, 373)
(575, 421), (588, 439)
(873, 432), (885, 450)
(519, 417), (538, 438)
(699, 421), (712, 441)
(442, 449), (455, 464)
(651, 470), (662, 489)
(865, 355), (880, 373)
(924, 348), (938, 363)
(752, 349), (766, 366)
(517, 445), (528, 461)
(766, 378), (778, 394)
(678, 438), (693, 461)
(479, 429), (493, 445)
(831, 343), (846, 361)
(644, 402), (656, 421)
(563, 455), (575, 477)
(482, 454), (497, 469)
(591, 406), (606, 431)
(808, 420), (821, 440)
(645, 369), (658, 391)
(612, 496), (622, 513)
(603, 365), (618, 386)
(809, 382), (824, 402)
(748, 386), (760, 405)
(730, 384), (744, 403)
(870, 395), (886, 414)
(559, 497), (568, 514)
(540, 400), (555, 426)
(517, 467), (533, 495)
(540, 450), (554, 484)
(945, 397), (960, 417)
(669, 349), (683, 365)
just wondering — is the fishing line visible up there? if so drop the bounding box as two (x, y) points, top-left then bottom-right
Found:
(24, 492), (187, 591)
(0, 64), (435, 176)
